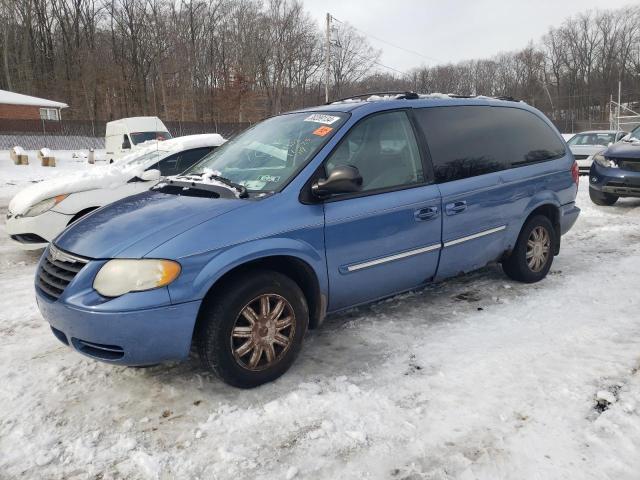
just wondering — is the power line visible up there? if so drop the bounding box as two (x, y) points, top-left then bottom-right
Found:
(327, 17), (411, 77)
(330, 14), (444, 64)
(333, 42), (409, 76)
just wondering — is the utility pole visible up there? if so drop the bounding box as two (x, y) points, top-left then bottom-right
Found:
(610, 94), (613, 130)
(325, 13), (331, 104)
(617, 80), (621, 131)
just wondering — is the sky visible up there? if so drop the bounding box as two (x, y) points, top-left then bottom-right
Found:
(301, 0), (637, 74)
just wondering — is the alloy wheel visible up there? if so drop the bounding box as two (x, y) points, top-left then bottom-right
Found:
(230, 294), (296, 371)
(526, 226), (551, 273)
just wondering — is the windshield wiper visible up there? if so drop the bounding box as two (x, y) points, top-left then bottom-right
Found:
(175, 173), (248, 198)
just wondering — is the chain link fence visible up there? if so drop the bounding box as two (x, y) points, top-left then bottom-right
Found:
(0, 119), (251, 150)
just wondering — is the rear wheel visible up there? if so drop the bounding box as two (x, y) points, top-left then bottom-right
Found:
(589, 187), (618, 206)
(196, 270), (308, 388)
(502, 215), (556, 283)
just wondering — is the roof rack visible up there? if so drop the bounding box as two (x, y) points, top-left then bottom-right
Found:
(328, 91), (419, 104)
(328, 92), (520, 105)
(494, 95), (518, 102)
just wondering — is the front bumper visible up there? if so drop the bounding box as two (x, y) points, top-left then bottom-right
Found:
(34, 248), (202, 366)
(37, 291), (202, 365)
(6, 210), (73, 250)
(589, 162), (640, 197)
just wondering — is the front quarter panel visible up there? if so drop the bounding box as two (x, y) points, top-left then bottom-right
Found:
(167, 234), (327, 305)
(145, 195), (328, 305)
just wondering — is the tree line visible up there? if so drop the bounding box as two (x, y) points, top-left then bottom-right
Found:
(0, 0), (638, 132)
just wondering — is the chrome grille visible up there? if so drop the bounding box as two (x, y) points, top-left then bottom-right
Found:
(37, 245), (89, 300)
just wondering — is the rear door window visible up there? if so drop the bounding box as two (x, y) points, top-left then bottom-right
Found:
(415, 106), (565, 183)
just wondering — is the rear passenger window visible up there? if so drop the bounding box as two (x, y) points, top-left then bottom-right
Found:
(325, 111), (424, 192)
(415, 106), (565, 183)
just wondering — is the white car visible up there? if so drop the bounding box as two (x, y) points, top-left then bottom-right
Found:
(567, 130), (627, 173)
(6, 134), (225, 250)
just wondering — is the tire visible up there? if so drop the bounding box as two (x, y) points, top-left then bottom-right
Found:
(196, 270), (308, 388)
(589, 187), (618, 206)
(502, 215), (556, 283)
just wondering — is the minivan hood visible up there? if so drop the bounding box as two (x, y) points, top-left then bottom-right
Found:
(54, 191), (247, 258)
(604, 141), (640, 159)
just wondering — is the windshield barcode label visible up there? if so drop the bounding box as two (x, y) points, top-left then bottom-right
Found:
(304, 114), (341, 125)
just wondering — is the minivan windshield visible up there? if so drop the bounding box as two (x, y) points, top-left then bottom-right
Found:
(183, 111), (348, 192)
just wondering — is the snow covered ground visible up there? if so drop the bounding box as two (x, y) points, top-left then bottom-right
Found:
(0, 162), (639, 479)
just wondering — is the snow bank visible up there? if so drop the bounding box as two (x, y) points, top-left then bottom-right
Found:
(8, 163), (145, 215)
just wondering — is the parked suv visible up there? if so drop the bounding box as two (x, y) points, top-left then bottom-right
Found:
(35, 94), (580, 388)
(589, 125), (640, 205)
(566, 130), (627, 174)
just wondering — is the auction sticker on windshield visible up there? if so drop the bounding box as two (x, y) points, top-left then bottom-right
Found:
(312, 126), (333, 137)
(304, 114), (341, 125)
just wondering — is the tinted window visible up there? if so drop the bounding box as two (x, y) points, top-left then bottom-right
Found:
(416, 106), (565, 183)
(152, 148), (213, 176)
(174, 147), (214, 174)
(325, 111), (424, 192)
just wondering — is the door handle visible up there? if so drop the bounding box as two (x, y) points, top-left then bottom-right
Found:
(414, 206), (439, 221)
(445, 201), (467, 215)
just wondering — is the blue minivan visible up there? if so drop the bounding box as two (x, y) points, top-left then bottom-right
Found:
(35, 94), (580, 387)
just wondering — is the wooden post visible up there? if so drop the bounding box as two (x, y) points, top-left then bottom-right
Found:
(38, 148), (56, 167)
(10, 146), (29, 165)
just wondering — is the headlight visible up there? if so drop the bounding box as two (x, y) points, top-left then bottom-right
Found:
(23, 194), (68, 217)
(593, 153), (617, 168)
(93, 259), (181, 297)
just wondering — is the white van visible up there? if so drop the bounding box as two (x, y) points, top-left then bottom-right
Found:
(105, 116), (172, 162)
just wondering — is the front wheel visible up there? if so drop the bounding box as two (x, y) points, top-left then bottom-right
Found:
(589, 187), (618, 206)
(196, 270), (308, 388)
(502, 215), (556, 283)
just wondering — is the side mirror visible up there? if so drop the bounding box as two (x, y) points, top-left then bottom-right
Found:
(312, 165), (363, 199)
(140, 169), (161, 181)
(122, 138), (131, 149)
